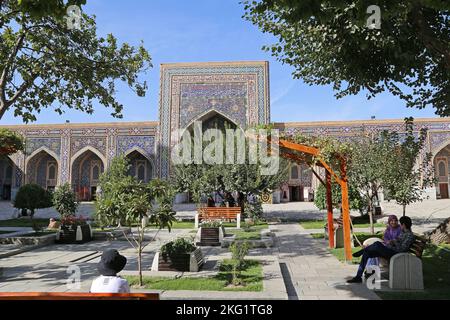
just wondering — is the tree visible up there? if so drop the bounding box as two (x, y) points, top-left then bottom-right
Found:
(348, 135), (389, 234)
(16, 0), (86, 18)
(382, 118), (435, 216)
(95, 157), (176, 286)
(52, 182), (78, 218)
(0, 0), (151, 122)
(95, 155), (133, 227)
(244, 1), (450, 115)
(0, 128), (24, 156)
(13, 184), (53, 217)
(172, 150), (289, 218)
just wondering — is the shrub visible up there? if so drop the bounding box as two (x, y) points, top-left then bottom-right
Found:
(229, 241), (250, 285)
(200, 220), (222, 228)
(13, 184), (53, 218)
(52, 183), (78, 218)
(161, 237), (196, 260)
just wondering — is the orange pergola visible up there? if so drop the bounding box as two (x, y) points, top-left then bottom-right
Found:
(277, 139), (353, 261)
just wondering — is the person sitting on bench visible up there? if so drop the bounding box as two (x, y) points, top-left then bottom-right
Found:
(90, 249), (130, 293)
(347, 216), (415, 284)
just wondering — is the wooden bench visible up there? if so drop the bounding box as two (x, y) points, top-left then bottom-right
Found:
(0, 292), (159, 300)
(195, 207), (241, 229)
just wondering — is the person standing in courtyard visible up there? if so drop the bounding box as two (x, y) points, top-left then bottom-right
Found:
(347, 216), (416, 283)
(90, 249), (130, 293)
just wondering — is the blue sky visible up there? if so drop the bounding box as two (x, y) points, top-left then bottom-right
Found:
(1, 0), (440, 125)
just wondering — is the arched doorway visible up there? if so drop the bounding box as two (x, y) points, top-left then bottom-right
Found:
(0, 157), (14, 200)
(434, 145), (450, 199)
(26, 150), (59, 192)
(125, 150), (153, 183)
(71, 150), (105, 201)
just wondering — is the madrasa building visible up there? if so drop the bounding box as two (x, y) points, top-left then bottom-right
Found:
(1, 61), (450, 203)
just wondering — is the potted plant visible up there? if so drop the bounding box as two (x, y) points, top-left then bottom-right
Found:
(152, 237), (203, 272)
(196, 220), (224, 246)
(56, 215), (92, 244)
(53, 183), (91, 243)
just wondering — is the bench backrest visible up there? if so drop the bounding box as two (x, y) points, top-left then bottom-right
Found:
(198, 207), (241, 220)
(409, 235), (427, 259)
(0, 292), (159, 300)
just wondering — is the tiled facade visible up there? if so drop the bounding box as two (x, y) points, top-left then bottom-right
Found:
(2, 61), (450, 202)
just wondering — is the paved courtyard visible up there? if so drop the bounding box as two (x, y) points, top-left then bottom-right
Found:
(0, 200), (448, 299)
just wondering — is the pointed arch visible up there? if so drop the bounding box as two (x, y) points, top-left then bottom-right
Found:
(24, 147), (60, 188)
(181, 108), (244, 137)
(25, 146), (60, 172)
(70, 146), (107, 169)
(124, 147), (155, 181)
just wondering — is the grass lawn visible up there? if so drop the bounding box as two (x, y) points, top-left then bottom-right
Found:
(124, 259), (263, 291)
(328, 232), (383, 264)
(0, 218), (49, 228)
(299, 218), (385, 229)
(376, 245), (450, 300)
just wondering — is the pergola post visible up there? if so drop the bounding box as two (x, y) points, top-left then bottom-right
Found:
(325, 171), (334, 248)
(340, 161), (353, 262)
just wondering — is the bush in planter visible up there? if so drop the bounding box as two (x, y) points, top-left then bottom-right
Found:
(53, 183), (78, 218)
(13, 184), (53, 218)
(200, 220), (223, 228)
(57, 215), (91, 243)
(160, 237), (197, 260)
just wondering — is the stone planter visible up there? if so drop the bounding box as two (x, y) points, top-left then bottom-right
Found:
(56, 224), (92, 244)
(151, 247), (204, 272)
(92, 227), (131, 240)
(195, 227), (224, 246)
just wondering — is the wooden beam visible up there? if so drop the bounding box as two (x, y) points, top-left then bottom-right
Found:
(326, 171), (335, 249)
(279, 139), (320, 156)
(340, 160), (353, 262)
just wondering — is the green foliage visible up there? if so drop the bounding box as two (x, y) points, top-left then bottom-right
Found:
(380, 118), (435, 215)
(229, 241), (250, 286)
(0, 129), (24, 156)
(243, 200), (263, 220)
(13, 184), (53, 217)
(17, 0), (86, 18)
(95, 156), (176, 286)
(0, 1), (151, 122)
(244, 0), (450, 115)
(160, 237), (196, 260)
(314, 181), (364, 212)
(200, 220), (223, 228)
(284, 133), (354, 173)
(52, 183), (78, 218)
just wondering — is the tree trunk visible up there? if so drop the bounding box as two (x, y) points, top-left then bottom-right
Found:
(428, 218), (450, 245)
(138, 246), (142, 287)
(369, 209), (374, 235)
(402, 205), (406, 217)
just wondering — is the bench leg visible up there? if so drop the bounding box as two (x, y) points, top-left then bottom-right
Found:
(237, 214), (241, 229)
(195, 214), (199, 229)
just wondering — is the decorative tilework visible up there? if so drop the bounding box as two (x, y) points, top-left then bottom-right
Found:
(116, 135), (156, 159)
(26, 138), (61, 156)
(158, 62), (270, 178)
(71, 137), (107, 157)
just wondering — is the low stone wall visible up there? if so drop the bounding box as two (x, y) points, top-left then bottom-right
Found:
(92, 227), (131, 240)
(221, 229), (275, 248)
(0, 233), (56, 246)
